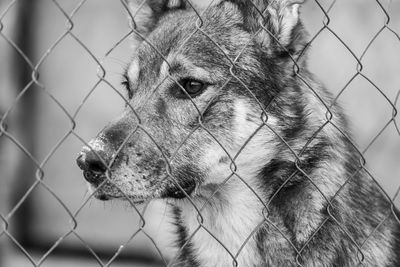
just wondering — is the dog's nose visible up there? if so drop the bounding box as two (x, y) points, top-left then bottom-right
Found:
(76, 148), (108, 184)
(76, 150), (107, 173)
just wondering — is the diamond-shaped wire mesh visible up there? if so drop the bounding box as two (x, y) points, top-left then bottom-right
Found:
(0, 0), (399, 266)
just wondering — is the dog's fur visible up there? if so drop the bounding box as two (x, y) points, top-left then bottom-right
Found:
(77, 0), (400, 266)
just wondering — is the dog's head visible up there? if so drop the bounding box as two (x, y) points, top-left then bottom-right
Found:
(77, 0), (307, 203)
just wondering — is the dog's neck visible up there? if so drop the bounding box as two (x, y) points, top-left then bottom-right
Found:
(170, 154), (345, 266)
(171, 178), (267, 267)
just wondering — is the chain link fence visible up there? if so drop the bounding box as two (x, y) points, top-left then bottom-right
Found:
(1, 0), (399, 266)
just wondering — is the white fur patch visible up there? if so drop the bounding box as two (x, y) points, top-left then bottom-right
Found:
(160, 60), (169, 79)
(199, 99), (278, 185)
(179, 178), (265, 267)
(167, 0), (181, 9)
(233, 99), (277, 178)
(87, 138), (106, 153)
(279, 3), (300, 46)
(127, 60), (140, 85)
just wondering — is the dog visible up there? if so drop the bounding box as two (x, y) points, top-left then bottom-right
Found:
(76, 0), (400, 266)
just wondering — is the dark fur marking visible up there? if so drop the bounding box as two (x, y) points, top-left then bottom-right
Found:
(172, 206), (200, 267)
(101, 121), (131, 149)
(200, 96), (234, 128)
(254, 227), (268, 263)
(162, 164), (203, 199)
(258, 136), (343, 254)
(156, 98), (167, 114)
(278, 87), (309, 142)
(218, 156), (229, 164)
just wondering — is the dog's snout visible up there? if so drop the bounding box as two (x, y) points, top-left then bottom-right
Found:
(77, 147), (109, 184)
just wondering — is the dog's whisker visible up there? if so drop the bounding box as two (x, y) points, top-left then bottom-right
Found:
(103, 56), (129, 67)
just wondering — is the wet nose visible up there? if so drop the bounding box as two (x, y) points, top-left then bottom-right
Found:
(76, 148), (108, 184)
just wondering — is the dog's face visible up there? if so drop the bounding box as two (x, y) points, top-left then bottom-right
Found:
(77, 0), (306, 203)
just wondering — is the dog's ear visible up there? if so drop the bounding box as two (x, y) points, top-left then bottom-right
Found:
(125, 0), (214, 37)
(125, 0), (183, 37)
(224, 0), (306, 54)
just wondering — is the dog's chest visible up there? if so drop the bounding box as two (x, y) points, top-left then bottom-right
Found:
(176, 197), (264, 266)
(185, 228), (259, 267)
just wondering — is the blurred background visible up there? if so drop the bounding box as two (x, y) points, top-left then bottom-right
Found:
(0, 0), (399, 266)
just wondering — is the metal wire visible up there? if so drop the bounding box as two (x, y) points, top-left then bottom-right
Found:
(0, 0), (399, 266)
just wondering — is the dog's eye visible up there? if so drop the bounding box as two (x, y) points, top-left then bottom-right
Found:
(178, 79), (206, 98)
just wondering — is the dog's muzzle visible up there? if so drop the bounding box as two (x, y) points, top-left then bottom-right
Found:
(76, 141), (198, 202)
